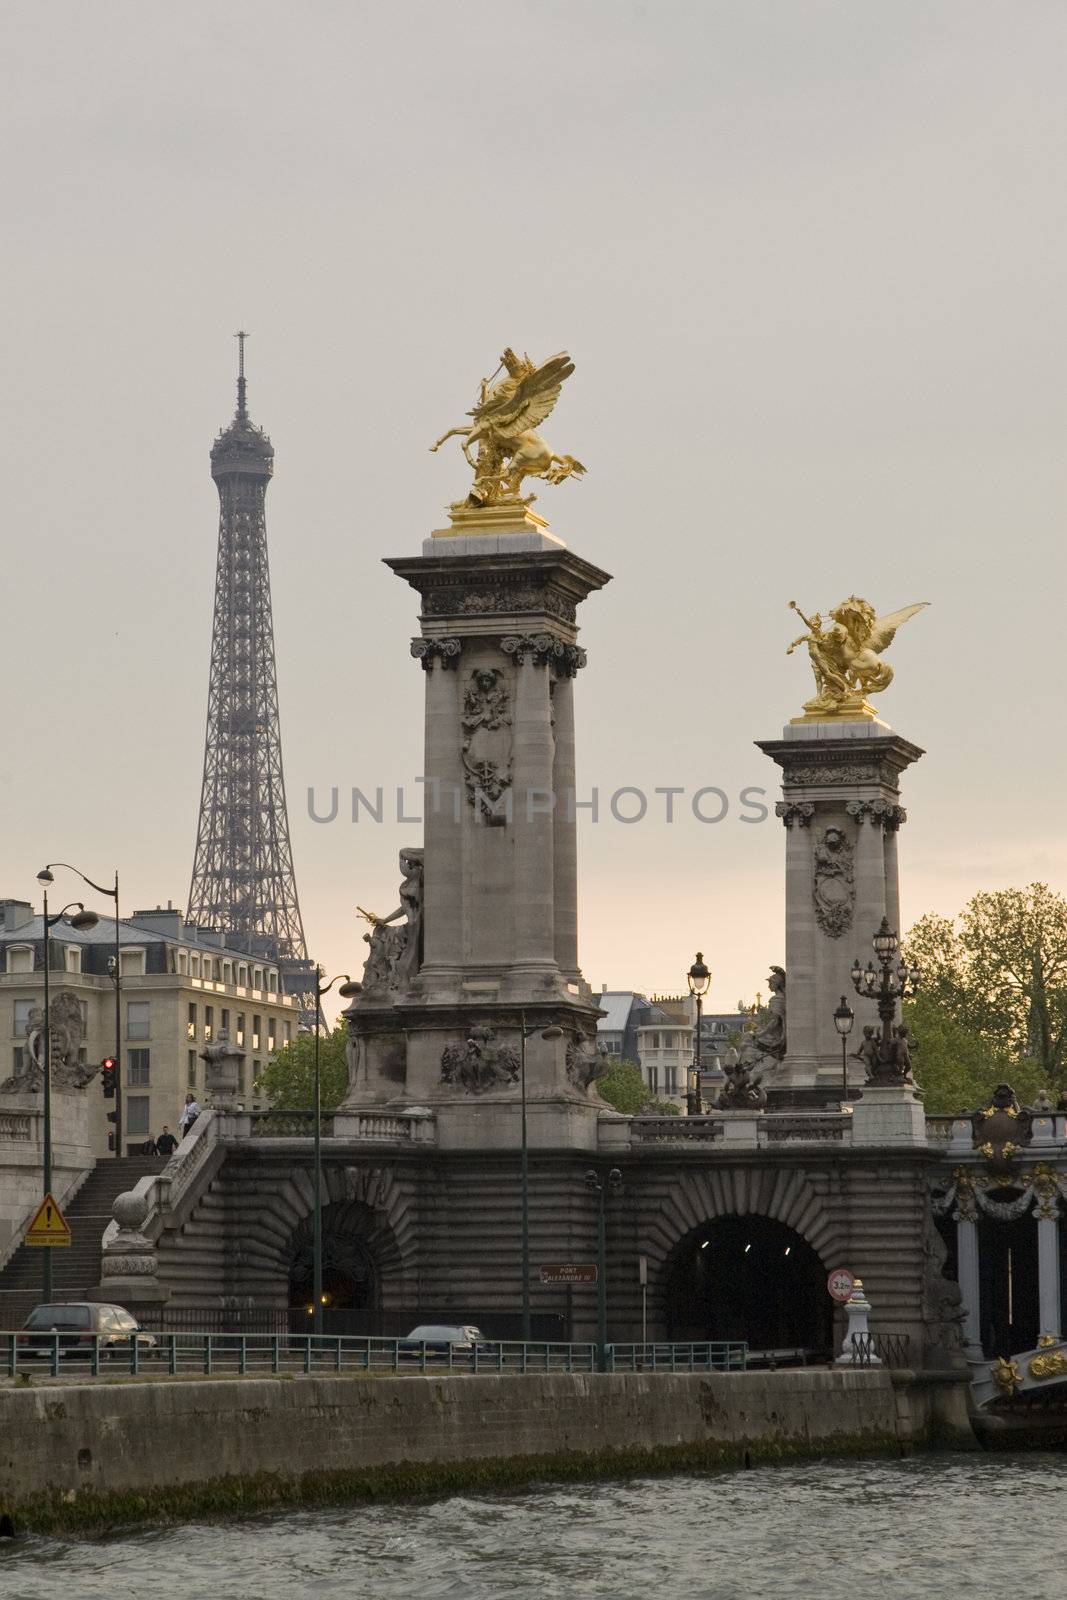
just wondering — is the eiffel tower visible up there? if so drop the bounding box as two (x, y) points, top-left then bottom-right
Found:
(187, 334), (316, 1023)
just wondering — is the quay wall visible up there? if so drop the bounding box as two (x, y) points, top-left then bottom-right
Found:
(0, 1368), (976, 1530)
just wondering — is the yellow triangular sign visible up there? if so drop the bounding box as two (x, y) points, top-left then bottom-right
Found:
(24, 1192), (72, 1247)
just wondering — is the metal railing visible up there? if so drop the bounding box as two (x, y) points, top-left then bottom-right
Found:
(850, 1331), (912, 1368)
(606, 1341), (747, 1372)
(0, 1332), (755, 1381)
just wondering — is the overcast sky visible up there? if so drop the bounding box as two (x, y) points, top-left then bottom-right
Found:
(4, 1), (1066, 1016)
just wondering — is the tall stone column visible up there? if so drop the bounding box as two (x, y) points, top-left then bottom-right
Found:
(955, 1212), (984, 1363)
(511, 650), (556, 980)
(419, 648), (464, 982)
(757, 722), (923, 1104)
(1033, 1170), (1063, 1339)
(883, 814), (902, 936)
(551, 668), (580, 980)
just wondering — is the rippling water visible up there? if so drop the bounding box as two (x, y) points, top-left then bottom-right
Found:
(3, 1454), (1064, 1600)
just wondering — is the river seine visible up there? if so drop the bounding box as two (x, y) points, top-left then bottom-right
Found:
(2, 1454), (1063, 1599)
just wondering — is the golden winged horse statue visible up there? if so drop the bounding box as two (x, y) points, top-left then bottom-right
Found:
(430, 348), (585, 506)
(787, 595), (929, 718)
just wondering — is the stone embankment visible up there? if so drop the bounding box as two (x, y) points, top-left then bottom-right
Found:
(0, 1368), (976, 1532)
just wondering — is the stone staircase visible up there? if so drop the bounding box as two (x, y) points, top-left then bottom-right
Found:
(0, 1155), (169, 1329)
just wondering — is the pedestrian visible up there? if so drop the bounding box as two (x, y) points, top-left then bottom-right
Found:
(155, 1125), (179, 1156)
(178, 1092), (200, 1138)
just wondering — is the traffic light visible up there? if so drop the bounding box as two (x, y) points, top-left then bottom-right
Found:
(101, 1057), (116, 1098)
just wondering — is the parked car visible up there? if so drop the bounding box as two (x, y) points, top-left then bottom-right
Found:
(17, 1302), (157, 1363)
(397, 1323), (492, 1363)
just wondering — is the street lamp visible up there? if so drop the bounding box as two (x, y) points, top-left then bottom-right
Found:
(519, 1013), (564, 1341)
(312, 968), (360, 1334)
(39, 864), (121, 1156)
(687, 952), (711, 1115)
(585, 1165), (623, 1369)
(849, 917), (921, 1085)
(34, 884), (98, 1301)
(833, 996), (854, 1103)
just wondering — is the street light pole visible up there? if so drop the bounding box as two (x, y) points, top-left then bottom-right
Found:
(833, 996), (855, 1104)
(585, 1166), (623, 1369)
(519, 1013), (563, 1342)
(311, 969), (356, 1334)
(34, 887), (98, 1302)
(39, 865), (121, 1156)
(687, 952), (711, 1116)
(849, 918), (921, 1084)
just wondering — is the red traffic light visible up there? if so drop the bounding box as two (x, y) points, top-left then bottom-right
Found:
(101, 1058), (117, 1098)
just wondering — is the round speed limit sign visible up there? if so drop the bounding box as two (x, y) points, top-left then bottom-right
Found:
(827, 1268), (856, 1303)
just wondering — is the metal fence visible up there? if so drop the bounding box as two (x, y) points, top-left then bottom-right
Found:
(0, 1332), (752, 1381)
(606, 1341), (747, 1373)
(850, 1331), (912, 1368)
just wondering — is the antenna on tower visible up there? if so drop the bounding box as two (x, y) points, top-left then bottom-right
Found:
(234, 330), (248, 419)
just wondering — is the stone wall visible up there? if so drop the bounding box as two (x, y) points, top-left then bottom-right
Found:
(0, 1368), (975, 1525)
(0, 1092), (95, 1266)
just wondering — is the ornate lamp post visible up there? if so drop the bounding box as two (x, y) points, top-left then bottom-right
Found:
(34, 886), (98, 1300)
(312, 969), (359, 1334)
(519, 1014), (564, 1341)
(38, 865), (121, 1155)
(833, 996), (854, 1103)
(584, 1165), (623, 1369)
(686, 952), (711, 1115)
(849, 918), (921, 1084)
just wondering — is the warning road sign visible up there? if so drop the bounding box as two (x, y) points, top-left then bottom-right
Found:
(24, 1193), (71, 1247)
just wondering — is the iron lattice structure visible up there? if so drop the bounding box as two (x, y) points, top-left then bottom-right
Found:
(187, 336), (316, 1022)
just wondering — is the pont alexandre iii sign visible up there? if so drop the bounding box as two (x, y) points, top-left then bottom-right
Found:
(540, 1262), (597, 1286)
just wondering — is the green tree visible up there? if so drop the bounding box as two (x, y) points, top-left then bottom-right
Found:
(901, 995), (1046, 1115)
(905, 883), (1067, 1089)
(255, 1024), (349, 1110)
(596, 1058), (679, 1116)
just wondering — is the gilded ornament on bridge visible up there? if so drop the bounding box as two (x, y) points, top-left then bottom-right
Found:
(786, 597), (928, 722)
(992, 1356), (1022, 1395)
(431, 348), (585, 508)
(1029, 1350), (1067, 1381)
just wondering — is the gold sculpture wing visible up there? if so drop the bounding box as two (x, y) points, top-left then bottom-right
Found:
(471, 352), (575, 439)
(867, 602), (930, 656)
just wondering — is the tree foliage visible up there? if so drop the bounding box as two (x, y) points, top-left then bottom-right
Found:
(905, 884), (1067, 1091)
(255, 1024), (349, 1111)
(900, 995), (1046, 1115)
(596, 1058), (680, 1116)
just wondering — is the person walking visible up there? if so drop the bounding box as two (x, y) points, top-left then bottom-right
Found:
(178, 1093), (200, 1138)
(155, 1125), (179, 1156)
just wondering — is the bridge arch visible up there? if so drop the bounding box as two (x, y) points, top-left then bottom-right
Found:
(639, 1165), (848, 1350)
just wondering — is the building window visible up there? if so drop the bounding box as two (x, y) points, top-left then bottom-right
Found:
(284, 1021), (291, 1045)
(648, 1066), (659, 1094)
(64, 945), (81, 973)
(267, 1018), (276, 1052)
(119, 949), (145, 978)
(187, 1003), (197, 1040)
(252, 1015), (261, 1051)
(204, 1005), (214, 1043)
(268, 971), (277, 993)
(238, 1066), (246, 1098)
(223, 961), (233, 984)
(126, 1096), (150, 1137)
(191, 954), (200, 978)
(238, 964), (248, 987)
(127, 1001), (150, 1041)
(666, 1067), (677, 1095)
(177, 950), (188, 975)
(13, 999), (35, 1038)
(221, 1008), (230, 1035)
(7, 946), (33, 974)
(253, 968), (263, 992)
(187, 1049), (197, 1088)
(12, 1046), (24, 1075)
(647, 1032), (659, 1050)
(127, 1049), (150, 1087)
(236, 1013), (245, 1047)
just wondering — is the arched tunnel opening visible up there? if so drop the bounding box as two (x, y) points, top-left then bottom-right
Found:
(663, 1213), (833, 1355)
(287, 1204), (379, 1318)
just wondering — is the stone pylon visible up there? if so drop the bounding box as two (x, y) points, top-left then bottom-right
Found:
(757, 718), (923, 1105)
(340, 501), (611, 1150)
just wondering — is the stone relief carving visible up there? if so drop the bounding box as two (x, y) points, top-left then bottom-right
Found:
(441, 1026), (521, 1094)
(423, 583), (577, 624)
(566, 1031), (609, 1092)
(357, 848), (424, 996)
(812, 825), (855, 938)
(775, 801), (814, 828)
(410, 637), (462, 671)
(785, 765), (880, 787)
(1, 991), (97, 1094)
(461, 668), (513, 819)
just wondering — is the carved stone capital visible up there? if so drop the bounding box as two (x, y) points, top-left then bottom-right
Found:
(775, 801), (814, 828)
(500, 632), (557, 667)
(411, 637), (462, 671)
(845, 799), (907, 829)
